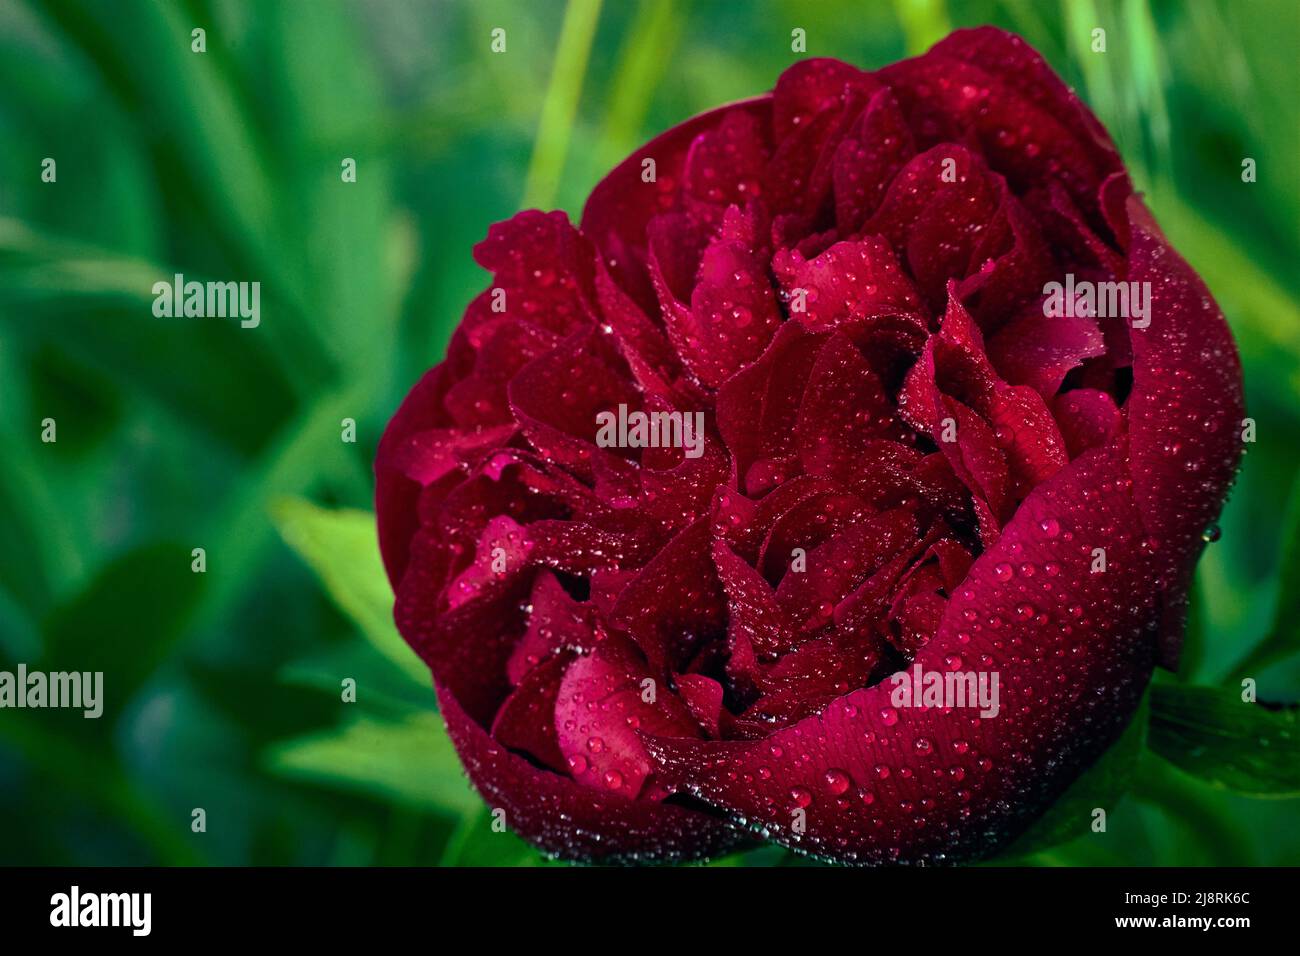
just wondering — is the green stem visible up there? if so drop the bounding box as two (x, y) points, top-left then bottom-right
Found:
(523, 0), (604, 210)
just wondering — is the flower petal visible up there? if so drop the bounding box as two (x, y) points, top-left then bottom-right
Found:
(646, 439), (1157, 863)
(1124, 197), (1245, 668)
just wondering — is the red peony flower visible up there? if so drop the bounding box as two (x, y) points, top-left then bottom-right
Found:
(375, 28), (1243, 864)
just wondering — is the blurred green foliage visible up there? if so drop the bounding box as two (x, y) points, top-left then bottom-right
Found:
(0, 0), (1297, 866)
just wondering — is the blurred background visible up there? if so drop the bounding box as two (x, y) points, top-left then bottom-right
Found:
(0, 0), (1297, 866)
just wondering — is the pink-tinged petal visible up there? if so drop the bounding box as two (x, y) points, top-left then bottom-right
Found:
(646, 440), (1158, 863)
(554, 642), (700, 799)
(1124, 197), (1245, 669)
(772, 236), (922, 333)
(435, 516), (645, 627)
(492, 652), (572, 772)
(987, 307), (1106, 397)
(581, 99), (770, 312)
(445, 515), (534, 611)
(440, 681), (740, 863)
(1053, 388), (1124, 458)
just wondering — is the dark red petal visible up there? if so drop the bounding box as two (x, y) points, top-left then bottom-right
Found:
(376, 364), (459, 583)
(771, 58), (874, 140)
(385, 425), (517, 486)
(865, 145), (1002, 310)
(440, 682), (739, 863)
(506, 571), (593, 685)
(444, 515), (534, 611)
(795, 333), (904, 482)
(1124, 197), (1245, 668)
(716, 322), (823, 495)
(879, 28), (1122, 225)
(651, 205), (783, 388)
(713, 539), (796, 660)
(775, 507), (919, 632)
(610, 518), (726, 674)
(469, 210), (597, 339)
(1052, 388), (1123, 458)
(492, 652), (572, 772)
(581, 100), (770, 312)
(758, 628), (883, 702)
(674, 673), (726, 738)
(932, 294), (1069, 497)
(954, 190), (1055, 330)
(832, 87), (916, 233)
(646, 439), (1157, 863)
(889, 588), (947, 657)
(593, 256), (681, 386)
(900, 348), (1009, 534)
(925, 538), (975, 591)
(683, 108), (771, 212)
(756, 486), (872, 582)
(443, 319), (561, 427)
(987, 308), (1105, 398)
(507, 330), (641, 480)
(772, 236), (922, 332)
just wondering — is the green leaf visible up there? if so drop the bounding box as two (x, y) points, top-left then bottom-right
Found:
(1232, 469), (1300, 676)
(266, 711), (478, 816)
(1000, 689), (1149, 857)
(42, 542), (204, 712)
(1148, 684), (1300, 797)
(439, 806), (557, 867)
(271, 497), (427, 684)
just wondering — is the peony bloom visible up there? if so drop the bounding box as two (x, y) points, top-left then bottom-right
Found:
(376, 28), (1243, 864)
